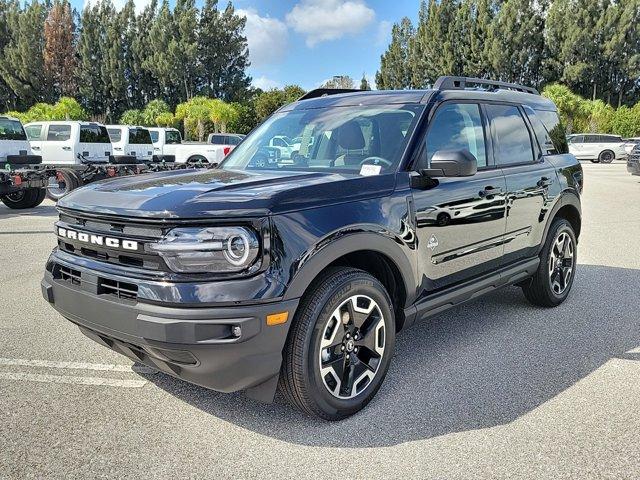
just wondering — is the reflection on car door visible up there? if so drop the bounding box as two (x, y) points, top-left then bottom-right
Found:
(486, 104), (560, 263)
(411, 102), (508, 291)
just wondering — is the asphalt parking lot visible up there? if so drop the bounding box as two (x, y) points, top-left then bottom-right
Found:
(1, 161), (639, 479)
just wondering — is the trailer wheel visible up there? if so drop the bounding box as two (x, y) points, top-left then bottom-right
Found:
(46, 169), (81, 201)
(1, 188), (47, 209)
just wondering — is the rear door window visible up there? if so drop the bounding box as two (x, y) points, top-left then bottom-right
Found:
(485, 104), (535, 166)
(107, 128), (122, 143)
(0, 118), (27, 140)
(80, 125), (110, 143)
(47, 125), (72, 142)
(129, 128), (152, 144)
(424, 103), (487, 167)
(25, 124), (42, 141)
(165, 130), (182, 144)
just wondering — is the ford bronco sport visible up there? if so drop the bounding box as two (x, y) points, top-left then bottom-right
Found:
(42, 77), (582, 420)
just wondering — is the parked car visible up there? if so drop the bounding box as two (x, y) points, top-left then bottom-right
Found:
(208, 133), (245, 146)
(627, 144), (640, 175)
(0, 115), (46, 209)
(268, 135), (299, 159)
(25, 121), (113, 165)
(148, 127), (228, 164)
(623, 137), (640, 155)
(567, 133), (627, 163)
(42, 76), (582, 420)
(106, 125), (154, 163)
(24, 121), (113, 200)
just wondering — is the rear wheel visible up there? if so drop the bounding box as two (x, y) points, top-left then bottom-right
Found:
(598, 150), (615, 164)
(187, 155), (208, 165)
(1, 188), (46, 209)
(46, 169), (80, 201)
(279, 267), (396, 420)
(522, 218), (577, 307)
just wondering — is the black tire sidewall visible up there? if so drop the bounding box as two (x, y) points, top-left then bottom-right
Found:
(539, 220), (577, 304)
(302, 273), (396, 418)
(599, 150), (614, 163)
(46, 170), (78, 201)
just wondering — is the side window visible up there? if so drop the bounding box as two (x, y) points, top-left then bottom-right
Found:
(524, 106), (557, 155)
(80, 125), (110, 143)
(25, 125), (42, 141)
(424, 103), (487, 168)
(107, 128), (122, 143)
(485, 104), (535, 165)
(150, 131), (159, 143)
(47, 125), (71, 142)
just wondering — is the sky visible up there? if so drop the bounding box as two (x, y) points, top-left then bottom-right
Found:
(76, 0), (420, 91)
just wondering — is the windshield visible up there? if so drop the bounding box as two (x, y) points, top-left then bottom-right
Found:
(0, 118), (27, 141)
(129, 128), (152, 144)
(221, 104), (423, 174)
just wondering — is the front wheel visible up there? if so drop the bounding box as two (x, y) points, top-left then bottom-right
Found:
(522, 218), (577, 307)
(279, 267), (396, 420)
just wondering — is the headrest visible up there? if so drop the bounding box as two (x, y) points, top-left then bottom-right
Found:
(336, 120), (365, 150)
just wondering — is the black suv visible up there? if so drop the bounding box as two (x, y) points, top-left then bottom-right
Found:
(42, 77), (582, 420)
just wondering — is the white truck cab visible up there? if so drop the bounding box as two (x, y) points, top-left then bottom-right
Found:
(25, 121), (112, 165)
(148, 127), (229, 164)
(107, 125), (154, 162)
(0, 116), (35, 163)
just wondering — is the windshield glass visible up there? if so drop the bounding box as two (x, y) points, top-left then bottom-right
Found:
(165, 130), (182, 144)
(0, 118), (27, 141)
(221, 104), (423, 174)
(129, 128), (152, 144)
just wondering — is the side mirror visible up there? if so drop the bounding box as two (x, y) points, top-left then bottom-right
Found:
(421, 150), (478, 178)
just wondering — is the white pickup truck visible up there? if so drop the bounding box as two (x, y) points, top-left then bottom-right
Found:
(106, 125), (154, 162)
(148, 127), (231, 164)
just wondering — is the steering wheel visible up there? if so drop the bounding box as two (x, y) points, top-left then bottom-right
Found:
(359, 156), (393, 168)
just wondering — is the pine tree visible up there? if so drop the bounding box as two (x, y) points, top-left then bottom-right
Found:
(322, 76), (356, 89)
(360, 74), (371, 90)
(133, 0), (160, 104)
(376, 17), (414, 89)
(198, 0), (251, 101)
(0, 0), (18, 110)
(76, 1), (108, 118)
(0, 0), (49, 109)
(144, 0), (179, 105)
(172, 0), (200, 101)
(44, 0), (76, 97)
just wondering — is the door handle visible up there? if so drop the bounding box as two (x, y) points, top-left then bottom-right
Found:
(537, 176), (553, 187)
(479, 186), (504, 197)
(62, 146), (71, 151)
(32, 146), (40, 150)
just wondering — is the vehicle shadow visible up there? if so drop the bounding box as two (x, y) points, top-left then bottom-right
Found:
(137, 264), (640, 447)
(0, 204), (57, 218)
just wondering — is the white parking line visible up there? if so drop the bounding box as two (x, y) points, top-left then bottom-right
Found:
(0, 372), (147, 388)
(0, 358), (133, 372)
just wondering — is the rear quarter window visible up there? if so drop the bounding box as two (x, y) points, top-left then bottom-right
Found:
(534, 110), (569, 154)
(524, 107), (559, 155)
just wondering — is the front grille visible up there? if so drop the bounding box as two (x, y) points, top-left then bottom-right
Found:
(57, 212), (167, 272)
(98, 278), (138, 300)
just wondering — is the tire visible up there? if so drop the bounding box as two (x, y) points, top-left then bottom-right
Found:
(590, 158), (600, 163)
(187, 155), (208, 164)
(46, 169), (80, 201)
(1, 187), (46, 209)
(598, 150), (615, 164)
(522, 218), (577, 307)
(279, 267), (396, 420)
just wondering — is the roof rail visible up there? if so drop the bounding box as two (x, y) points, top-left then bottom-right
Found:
(298, 88), (362, 101)
(434, 76), (539, 95)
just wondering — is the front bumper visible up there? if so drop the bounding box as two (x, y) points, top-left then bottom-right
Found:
(41, 263), (299, 396)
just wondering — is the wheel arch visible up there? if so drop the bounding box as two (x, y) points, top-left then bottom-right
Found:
(540, 192), (582, 252)
(282, 233), (416, 332)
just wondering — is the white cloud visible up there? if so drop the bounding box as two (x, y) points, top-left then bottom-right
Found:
(376, 20), (392, 46)
(84, 0), (151, 14)
(252, 76), (281, 91)
(286, 0), (376, 47)
(237, 8), (289, 68)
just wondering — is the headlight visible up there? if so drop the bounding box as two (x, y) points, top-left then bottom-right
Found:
(148, 227), (260, 273)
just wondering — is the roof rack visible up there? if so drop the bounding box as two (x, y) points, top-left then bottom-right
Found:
(434, 76), (539, 95)
(298, 88), (362, 101)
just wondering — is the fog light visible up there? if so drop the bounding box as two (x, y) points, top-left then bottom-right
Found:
(231, 326), (242, 337)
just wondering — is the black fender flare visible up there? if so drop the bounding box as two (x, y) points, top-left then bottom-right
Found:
(538, 190), (581, 254)
(282, 231), (417, 307)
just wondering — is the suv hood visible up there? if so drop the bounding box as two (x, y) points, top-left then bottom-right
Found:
(57, 168), (396, 219)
